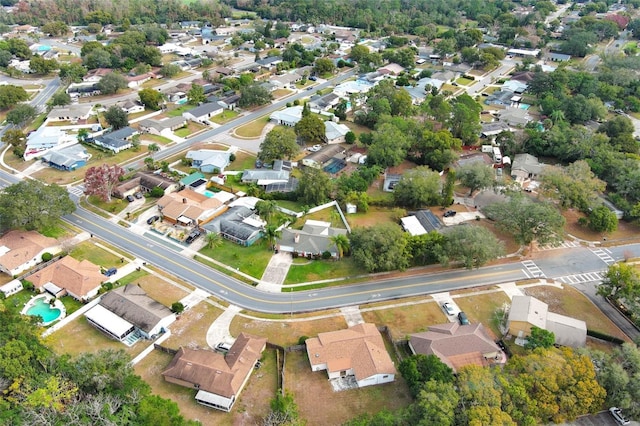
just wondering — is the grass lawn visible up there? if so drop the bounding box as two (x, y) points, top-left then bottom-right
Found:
(343, 120), (372, 137)
(230, 314), (348, 347)
(441, 83), (459, 93)
(85, 195), (129, 216)
(59, 295), (84, 315)
(455, 77), (475, 86)
(234, 116), (269, 138)
(137, 275), (190, 308)
(275, 200), (305, 212)
(69, 241), (122, 269)
(199, 239), (273, 279)
(166, 104), (193, 117)
(346, 206), (399, 228)
(361, 298), (446, 340)
(45, 315), (146, 359)
(227, 149), (256, 171)
(455, 291), (511, 337)
(284, 258), (364, 285)
(523, 284), (631, 342)
(562, 208), (640, 244)
(286, 351), (413, 426)
(174, 122), (206, 137)
(140, 134), (173, 145)
(209, 109), (239, 124)
(300, 205), (346, 228)
(272, 88), (292, 98)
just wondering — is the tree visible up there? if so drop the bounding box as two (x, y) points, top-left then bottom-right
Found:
(457, 162), (494, 196)
(1, 129), (25, 150)
(443, 225), (505, 269)
(597, 262), (640, 306)
(409, 129), (461, 172)
(350, 223), (410, 272)
(187, 84), (206, 105)
(524, 326), (555, 349)
(147, 143), (160, 158)
(239, 84), (273, 108)
(294, 109), (325, 144)
(297, 168), (333, 205)
(393, 166), (442, 208)
(0, 180), (75, 232)
(442, 170), (456, 207)
(483, 194), (566, 247)
(136, 395), (194, 426)
(264, 391), (301, 426)
(263, 224), (281, 250)
(6, 104), (37, 127)
(349, 44), (370, 63)
(329, 234), (350, 259)
(408, 380), (460, 426)
(588, 205), (618, 233)
(399, 354), (454, 397)
(541, 161), (606, 210)
(205, 232), (223, 250)
(29, 56), (59, 74)
(255, 200), (278, 223)
(259, 127), (299, 162)
(138, 88), (164, 110)
(41, 21), (69, 36)
(314, 57), (336, 75)
(58, 63), (87, 83)
(366, 122), (411, 168)
(448, 94), (481, 145)
(96, 72), (127, 95)
(103, 106), (128, 130)
(84, 163), (125, 202)
(345, 131), (356, 144)
(48, 91), (71, 108)
(0, 85), (29, 109)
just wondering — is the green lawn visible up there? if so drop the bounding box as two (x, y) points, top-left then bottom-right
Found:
(199, 239), (273, 279)
(69, 241), (122, 269)
(234, 116), (270, 138)
(117, 269), (149, 286)
(141, 134), (172, 145)
(455, 77), (475, 86)
(284, 258), (364, 285)
(174, 127), (191, 137)
(227, 150), (256, 171)
(166, 104), (193, 117)
(210, 110), (239, 124)
(86, 195), (129, 216)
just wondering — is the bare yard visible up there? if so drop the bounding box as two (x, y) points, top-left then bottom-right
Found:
(165, 301), (223, 349)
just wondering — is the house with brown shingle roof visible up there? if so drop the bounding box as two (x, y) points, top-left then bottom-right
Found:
(162, 333), (267, 411)
(0, 230), (60, 276)
(157, 188), (225, 225)
(306, 323), (396, 388)
(27, 256), (104, 301)
(409, 322), (506, 372)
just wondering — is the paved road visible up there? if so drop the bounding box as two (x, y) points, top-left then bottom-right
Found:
(465, 60), (517, 96)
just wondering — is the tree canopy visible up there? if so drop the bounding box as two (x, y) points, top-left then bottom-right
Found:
(103, 106), (129, 130)
(259, 127), (300, 163)
(350, 223), (410, 272)
(392, 166), (441, 208)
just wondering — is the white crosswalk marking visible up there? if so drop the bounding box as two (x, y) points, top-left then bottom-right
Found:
(538, 240), (581, 250)
(67, 185), (84, 197)
(555, 271), (606, 284)
(591, 248), (615, 265)
(521, 260), (546, 278)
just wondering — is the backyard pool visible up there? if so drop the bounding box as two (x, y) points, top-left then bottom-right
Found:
(519, 103), (531, 110)
(323, 158), (347, 174)
(23, 295), (65, 325)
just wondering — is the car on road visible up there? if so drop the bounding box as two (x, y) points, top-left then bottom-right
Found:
(147, 215), (160, 225)
(609, 407), (630, 425)
(458, 311), (470, 325)
(444, 210), (457, 218)
(126, 195), (135, 202)
(442, 302), (455, 315)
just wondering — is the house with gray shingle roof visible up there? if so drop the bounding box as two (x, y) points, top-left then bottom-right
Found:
(93, 127), (137, 153)
(138, 116), (187, 135)
(183, 102), (224, 125)
(40, 144), (90, 171)
(276, 219), (348, 259)
(186, 149), (232, 173)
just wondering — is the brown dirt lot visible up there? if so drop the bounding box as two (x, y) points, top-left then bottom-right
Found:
(286, 351), (413, 426)
(523, 284), (631, 342)
(165, 301), (223, 349)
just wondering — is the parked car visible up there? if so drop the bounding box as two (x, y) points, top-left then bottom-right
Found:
(309, 76), (317, 81)
(147, 215), (160, 225)
(458, 311), (470, 325)
(103, 267), (117, 277)
(134, 192), (143, 199)
(442, 302), (455, 316)
(444, 210), (457, 217)
(126, 195), (135, 202)
(609, 407), (630, 425)
(185, 229), (201, 244)
(309, 144), (322, 152)
(216, 342), (231, 353)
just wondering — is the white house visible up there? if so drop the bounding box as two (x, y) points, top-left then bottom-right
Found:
(269, 105), (303, 127)
(324, 121), (350, 144)
(306, 323), (396, 388)
(0, 230), (60, 276)
(182, 102), (224, 125)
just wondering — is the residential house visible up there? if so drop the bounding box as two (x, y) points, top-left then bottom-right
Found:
(510, 71), (536, 83)
(270, 72), (301, 89)
(256, 56), (282, 70)
(409, 322), (506, 372)
(40, 144), (90, 171)
(405, 77), (445, 104)
(511, 153), (545, 181)
(67, 82), (101, 97)
(162, 333), (267, 411)
(0, 280), (23, 297)
(309, 93), (340, 111)
(156, 189), (225, 225)
(220, 93), (240, 110)
(85, 284), (176, 343)
(400, 210), (443, 236)
(481, 121), (511, 138)
(507, 295), (587, 347)
(125, 72), (153, 88)
(138, 116), (187, 136)
(28, 255), (104, 301)
(431, 70), (456, 83)
(241, 167), (290, 185)
(502, 80), (528, 94)
(201, 206), (264, 246)
(186, 149), (232, 173)
(269, 105), (303, 127)
(379, 63), (405, 75)
(118, 100), (145, 115)
(507, 48), (540, 57)
(24, 127), (76, 160)
(47, 104), (93, 123)
(548, 52), (571, 62)
(324, 121), (350, 144)
(302, 145), (344, 169)
(306, 323), (396, 388)
(276, 220), (348, 259)
(93, 127), (137, 153)
(183, 102), (224, 125)
(485, 90), (515, 106)
(113, 172), (180, 199)
(497, 107), (531, 127)
(83, 68), (112, 83)
(0, 230), (60, 276)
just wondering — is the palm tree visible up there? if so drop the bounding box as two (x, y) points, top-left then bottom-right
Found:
(256, 200), (278, 223)
(550, 110), (565, 125)
(263, 224), (281, 251)
(329, 234), (350, 260)
(329, 210), (341, 227)
(148, 143), (160, 158)
(206, 232), (223, 250)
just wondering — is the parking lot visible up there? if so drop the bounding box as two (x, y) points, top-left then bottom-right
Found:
(561, 411), (637, 426)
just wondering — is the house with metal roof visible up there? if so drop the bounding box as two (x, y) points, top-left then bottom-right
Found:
(162, 334), (267, 411)
(269, 105), (303, 127)
(24, 127), (77, 160)
(400, 210), (443, 236)
(93, 127), (137, 153)
(324, 121), (350, 144)
(85, 284), (175, 344)
(306, 323), (396, 388)
(40, 144), (90, 171)
(186, 149), (232, 173)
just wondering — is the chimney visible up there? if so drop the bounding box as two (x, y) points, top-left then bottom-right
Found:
(183, 198), (187, 203)
(294, 233), (300, 244)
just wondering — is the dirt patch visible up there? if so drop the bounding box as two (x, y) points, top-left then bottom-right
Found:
(562, 208), (640, 244)
(286, 351), (413, 426)
(136, 276), (190, 308)
(523, 285), (630, 342)
(165, 302), (223, 349)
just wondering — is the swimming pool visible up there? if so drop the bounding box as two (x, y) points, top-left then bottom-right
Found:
(176, 98), (187, 105)
(519, 104), (530, 110)
(26, 297), (62, 324)
(203, 190), (216, 198)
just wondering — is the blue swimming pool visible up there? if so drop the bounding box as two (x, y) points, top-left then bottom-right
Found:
(26, 298), (61, 323)
(203, 190), (215, 198)
(519, 104), (530, 110)
(176, 98), (187, 105)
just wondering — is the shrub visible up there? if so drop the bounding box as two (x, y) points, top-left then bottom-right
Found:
(41, 252), (53, 262)
(298, 336), (309, 345)
(22, 280), (34, 291)
(149, 187), (165, 198)
(229, 153), (236, 162)
(171, 301), (185, 314)
(322, 251), (332, 259)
